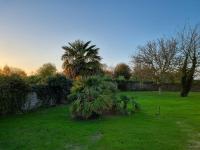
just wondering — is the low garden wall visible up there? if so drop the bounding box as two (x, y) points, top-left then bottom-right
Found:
(23, 92), (41, 110)
(23, 91), (59, 111)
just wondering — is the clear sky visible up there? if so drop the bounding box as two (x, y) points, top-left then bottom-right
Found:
(0, 0), (200, 73)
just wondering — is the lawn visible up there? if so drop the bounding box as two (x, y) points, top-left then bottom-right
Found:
(0, 92), (200, 150)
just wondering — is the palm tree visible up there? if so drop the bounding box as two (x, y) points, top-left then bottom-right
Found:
(61, 40), (102, 78)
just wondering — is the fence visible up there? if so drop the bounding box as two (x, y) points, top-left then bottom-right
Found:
(116, 81), (200, 91)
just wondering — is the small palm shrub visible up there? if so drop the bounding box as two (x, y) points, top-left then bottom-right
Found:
(69, 76), (118, 119)
(0, 75), (29, 115)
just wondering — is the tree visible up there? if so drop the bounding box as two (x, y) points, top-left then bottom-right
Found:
(37, 63), (57, 78)
(61, 40), (102, 79)
(132, 62), (155, 82)
(114, 63), (131, 80)
(2, 65), (11, 75)
(0, 65), (27, 77)
(178, 25), (200, 97)
(132, 38), (178, 90)
(101, 63), (114, 78)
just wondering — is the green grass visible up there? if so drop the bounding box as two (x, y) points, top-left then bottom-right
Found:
(1, 92), (200, 150)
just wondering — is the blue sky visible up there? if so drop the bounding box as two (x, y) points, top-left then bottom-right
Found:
(0, 0), (200, 73)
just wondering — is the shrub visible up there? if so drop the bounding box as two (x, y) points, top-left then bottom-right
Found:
(69, 76), (118, 119)
(26, 75), (42, 85)
(0, 75), (29, 115)
(46, 74), (72, 104)
(117, 95), (140, 114)
(34, 74), (72, 106)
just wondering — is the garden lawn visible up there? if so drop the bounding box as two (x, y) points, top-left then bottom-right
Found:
(0, 92), (200, 150)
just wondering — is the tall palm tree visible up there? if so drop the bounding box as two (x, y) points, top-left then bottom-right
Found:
(61, 40), (102, 78)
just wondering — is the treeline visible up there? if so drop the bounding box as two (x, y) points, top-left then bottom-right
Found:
(0, 64), (72, 115)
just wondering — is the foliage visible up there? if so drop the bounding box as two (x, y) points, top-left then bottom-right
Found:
(46, 74), (72, 104)
(37, 63), (57, 78)
(114, 63), (131, 80)
(26, 71), (72, 107)
(34, 74), (72, 106)
(118, 95), (140, 114)
(0, 65), (27, 77)
(116, 75), (126, 81)
(69, 76), (140, 119)
(101, 75), (113, 81)
(69, 76), (118, 119)
(61, 40), (102, 79)
(26, 75), (42, 85)
(0, 75), (29, 115)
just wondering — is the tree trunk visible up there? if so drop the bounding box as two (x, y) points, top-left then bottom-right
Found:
(180, 68), (188, 97)
(180, 56), (196, 97)
(180, 78), (192, 97)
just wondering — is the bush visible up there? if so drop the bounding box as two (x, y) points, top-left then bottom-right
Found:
(46, 74), (72, 104)
(69, 76), (118, 119)
(26, 75), (42, 85)
(0, 75), (29, 115)
(117, 95), (140, 114)
(34, 74), (72, 106)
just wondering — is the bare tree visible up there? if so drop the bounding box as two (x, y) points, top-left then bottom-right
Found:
(132, 37), (178, 91)
(178, 25), (200, 97)
(132, 62), (155, 82)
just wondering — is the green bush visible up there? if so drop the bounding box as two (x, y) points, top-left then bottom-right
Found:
(69, 76), (118, 119)
(46, 74), (72, 104)
(34, 74), (72, 106)
(118, 95), (140, 114)
(0, 75), (29, 115)
(26, 75), (42, 85)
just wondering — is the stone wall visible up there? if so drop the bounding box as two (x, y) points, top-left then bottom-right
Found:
(23, 92), (41, 111)
(23, 92), (64, 111)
